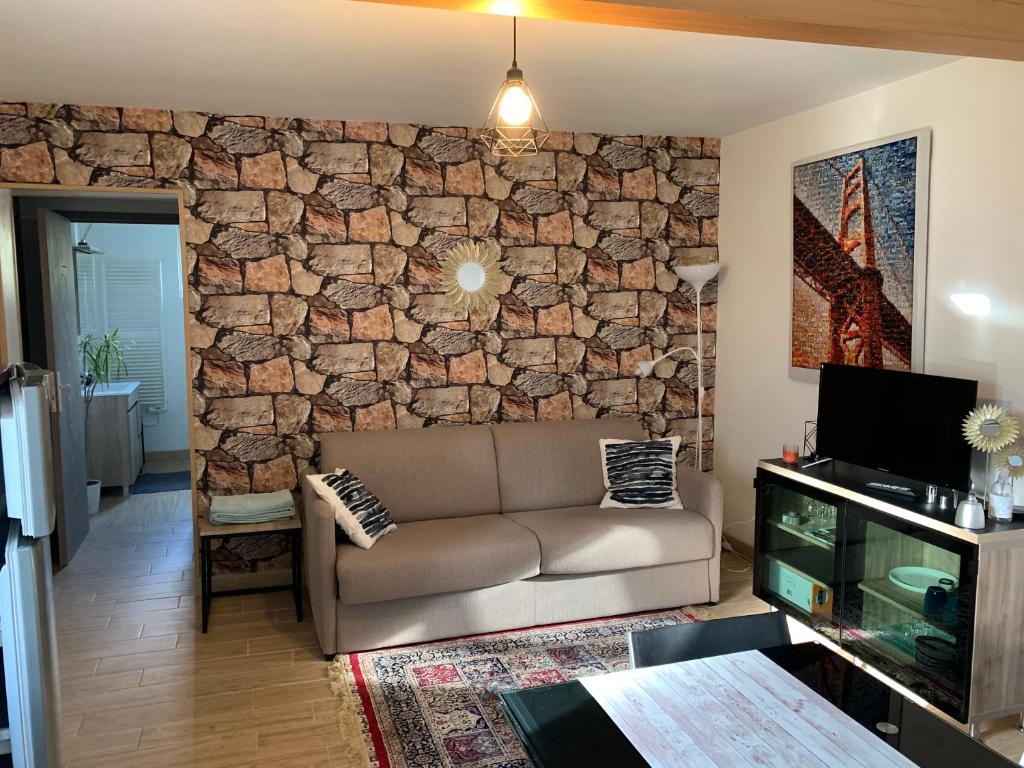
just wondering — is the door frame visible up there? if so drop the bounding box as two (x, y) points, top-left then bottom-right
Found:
(0, 183), (198, 557)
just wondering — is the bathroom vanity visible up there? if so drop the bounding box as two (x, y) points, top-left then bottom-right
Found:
(754, 458), (1024, 729)
(84, 381), (143, 495)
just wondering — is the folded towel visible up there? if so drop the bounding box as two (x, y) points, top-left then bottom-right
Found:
(210, 491), (295, 525)
(211, 509), (294, 525)
(211, 490), (294, 515)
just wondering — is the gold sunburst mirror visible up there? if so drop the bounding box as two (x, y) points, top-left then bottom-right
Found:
(963, 404), (1020, 454)
(999, 443), (1024, 480)
(440, 241), (503, 312)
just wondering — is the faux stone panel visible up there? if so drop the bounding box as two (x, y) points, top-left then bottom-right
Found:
(0, 100), (719, 576)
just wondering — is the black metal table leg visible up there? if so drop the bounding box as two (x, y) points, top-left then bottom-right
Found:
(199, 519), (303, 633)
(293, 531), (303, 623)
(201, 537), (211, 633)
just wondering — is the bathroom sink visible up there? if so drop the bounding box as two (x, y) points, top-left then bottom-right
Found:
(82, 380), (141, 396)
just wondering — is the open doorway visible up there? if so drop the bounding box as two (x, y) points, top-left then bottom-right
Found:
(10, 190), (189, 568)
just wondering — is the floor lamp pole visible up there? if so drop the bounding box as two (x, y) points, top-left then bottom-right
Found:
(695, 284), (704, 472)
(672, 262), (720, 473)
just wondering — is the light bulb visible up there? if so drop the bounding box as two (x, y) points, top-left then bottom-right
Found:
(498, 85), (532, 126)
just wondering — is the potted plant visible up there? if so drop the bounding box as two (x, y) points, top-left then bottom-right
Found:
(79, 330), (127, 515)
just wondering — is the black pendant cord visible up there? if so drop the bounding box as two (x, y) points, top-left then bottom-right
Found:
(512, 16), (518, 68)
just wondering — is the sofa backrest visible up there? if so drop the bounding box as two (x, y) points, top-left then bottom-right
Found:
(318, 424), (501, 523)
(490, 418), (647, 513)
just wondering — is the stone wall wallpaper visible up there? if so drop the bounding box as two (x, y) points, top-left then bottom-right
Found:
(0, 102), (719, 573)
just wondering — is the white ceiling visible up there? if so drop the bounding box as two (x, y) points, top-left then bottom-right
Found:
(0, 0), (954, 137)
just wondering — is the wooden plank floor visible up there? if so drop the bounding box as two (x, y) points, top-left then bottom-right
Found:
(54, 495), (1023, 766)
(54, 489), (351, 768)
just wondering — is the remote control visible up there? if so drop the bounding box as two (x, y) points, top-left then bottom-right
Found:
(866, 481), (916, 498)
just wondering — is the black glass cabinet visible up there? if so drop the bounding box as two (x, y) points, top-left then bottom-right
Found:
(754, 465), (982, 722)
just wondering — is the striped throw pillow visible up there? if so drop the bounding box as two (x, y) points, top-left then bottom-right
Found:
(308, 469), (397, 549)
(599, 436), (684, 509)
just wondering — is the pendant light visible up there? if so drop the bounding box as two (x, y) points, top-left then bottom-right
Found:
(480, 17), (549, 157)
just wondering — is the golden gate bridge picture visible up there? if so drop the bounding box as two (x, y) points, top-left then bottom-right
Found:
(790, 131), (931, 379)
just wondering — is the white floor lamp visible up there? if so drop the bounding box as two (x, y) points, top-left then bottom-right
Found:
(635, 262), (721, 471)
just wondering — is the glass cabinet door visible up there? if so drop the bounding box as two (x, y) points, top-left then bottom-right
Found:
(754, 472), (843, 640)
(840, 502), (978, 721)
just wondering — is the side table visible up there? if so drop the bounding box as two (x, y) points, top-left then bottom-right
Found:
(198, 512), (303, 633)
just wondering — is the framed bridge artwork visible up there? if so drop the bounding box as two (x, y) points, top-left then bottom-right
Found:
(790, 129), (931, 382)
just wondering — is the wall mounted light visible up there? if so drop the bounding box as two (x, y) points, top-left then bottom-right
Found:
(480, 17), (549, 157)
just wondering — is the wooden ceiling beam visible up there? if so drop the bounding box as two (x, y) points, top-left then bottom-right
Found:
(354, 0), (1024, 61)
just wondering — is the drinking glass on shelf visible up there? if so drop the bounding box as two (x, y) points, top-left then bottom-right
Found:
(806, 500), (832, 523)
(783, 444), (800, 464)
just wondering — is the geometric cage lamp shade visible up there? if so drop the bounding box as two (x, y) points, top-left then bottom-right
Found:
(480, 17), (549, 158)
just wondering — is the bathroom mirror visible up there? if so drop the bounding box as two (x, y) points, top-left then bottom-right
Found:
(440, 241), (503, 312)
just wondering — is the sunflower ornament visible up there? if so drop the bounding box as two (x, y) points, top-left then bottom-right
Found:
(998, 442), (1024, 481)
(963, 405), (1020, 517)
(963, 404), (1019, 454)
(439, 241), (504, 313)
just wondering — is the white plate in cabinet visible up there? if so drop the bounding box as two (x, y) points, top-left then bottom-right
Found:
(83, 381), (144, 495)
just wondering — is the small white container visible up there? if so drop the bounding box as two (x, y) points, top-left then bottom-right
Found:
(990, 493), (1014, 521)
(989, 472), (1015, 522)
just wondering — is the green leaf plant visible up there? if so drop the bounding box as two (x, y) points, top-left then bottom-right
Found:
(79, 331), (128, 432)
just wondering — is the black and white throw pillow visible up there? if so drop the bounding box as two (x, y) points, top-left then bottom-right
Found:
(308, 469), (397, 549)
(599, 436), (683, 509)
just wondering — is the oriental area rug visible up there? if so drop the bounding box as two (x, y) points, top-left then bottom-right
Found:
(329, 608), (698, 768)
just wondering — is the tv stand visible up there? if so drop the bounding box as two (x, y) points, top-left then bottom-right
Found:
(754, 457), (1024, 729)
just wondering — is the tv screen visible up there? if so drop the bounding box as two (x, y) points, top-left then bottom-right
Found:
(816, 364), (978, 491)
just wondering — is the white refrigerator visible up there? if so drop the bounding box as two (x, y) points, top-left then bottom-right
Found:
(0, 363), (62, 767)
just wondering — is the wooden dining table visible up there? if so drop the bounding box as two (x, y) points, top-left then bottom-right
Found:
(500, 642), (1014, 768)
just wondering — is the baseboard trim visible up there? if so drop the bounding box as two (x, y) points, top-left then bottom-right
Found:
(725, 534), (754, 562)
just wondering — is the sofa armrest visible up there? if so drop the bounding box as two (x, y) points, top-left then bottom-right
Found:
(302, 478), (338, 656)
(677, 464), (723, 602)
(676, 464), (723, 553)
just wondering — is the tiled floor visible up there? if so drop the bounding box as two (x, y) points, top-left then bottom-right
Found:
(54, 493), (1024, 766)
(54, 489), (348, 768)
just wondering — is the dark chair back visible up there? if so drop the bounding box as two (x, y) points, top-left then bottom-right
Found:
(628, 612), (792, 669)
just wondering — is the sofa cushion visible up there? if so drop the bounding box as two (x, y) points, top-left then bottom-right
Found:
(307, 470), (396, 549)
(318, 424), (501, 523)
(600, 436), (683, 509)
(504, 505), (714, 575)
(336, 514), (541, 605)
(491, 418), (647, 513)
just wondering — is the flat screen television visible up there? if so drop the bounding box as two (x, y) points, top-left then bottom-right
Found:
(816, 364), (978, 491)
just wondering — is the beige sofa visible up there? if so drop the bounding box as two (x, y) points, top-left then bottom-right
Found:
(302, 418), (723, 655)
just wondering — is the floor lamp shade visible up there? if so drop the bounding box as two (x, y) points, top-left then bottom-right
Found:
(673, 263), (721, 292)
